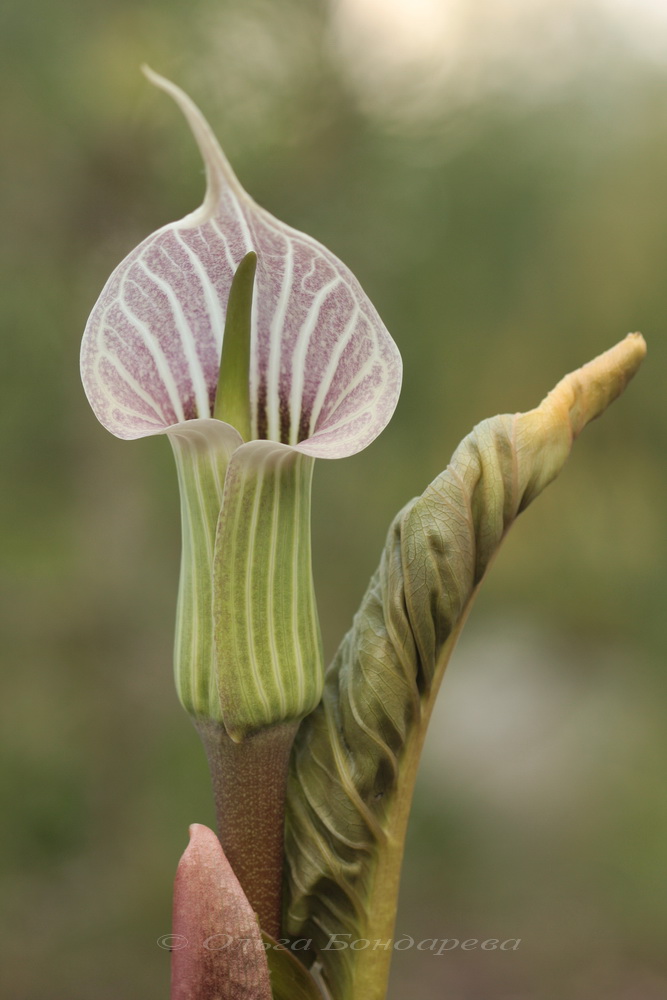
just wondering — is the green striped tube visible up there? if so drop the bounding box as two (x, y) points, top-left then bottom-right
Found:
(168, 419), (242, 723)
(213, 441), (323, 742)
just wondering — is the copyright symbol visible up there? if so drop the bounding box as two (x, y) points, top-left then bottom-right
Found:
(157, 934), (188, 951)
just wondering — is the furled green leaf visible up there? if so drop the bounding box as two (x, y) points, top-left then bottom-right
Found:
(262, 933), (325, 1000)
(284, 334), (646, 1000)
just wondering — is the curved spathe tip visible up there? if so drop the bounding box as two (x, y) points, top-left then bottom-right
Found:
(141, 64), (245, 224)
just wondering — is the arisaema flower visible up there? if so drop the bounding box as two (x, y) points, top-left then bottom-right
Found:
(80, 70), (402, 741)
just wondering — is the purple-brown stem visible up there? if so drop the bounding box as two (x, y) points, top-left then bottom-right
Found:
(196, 719), (299, 938)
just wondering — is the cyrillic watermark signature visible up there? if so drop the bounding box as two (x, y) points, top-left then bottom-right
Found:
(157, 933), (520, 955)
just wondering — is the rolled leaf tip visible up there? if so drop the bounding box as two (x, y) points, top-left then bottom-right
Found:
(537, 332), (646, 439)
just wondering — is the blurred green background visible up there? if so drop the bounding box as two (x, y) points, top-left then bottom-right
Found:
(1, 0), (666, 996)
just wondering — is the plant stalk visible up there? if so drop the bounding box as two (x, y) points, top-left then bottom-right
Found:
(197, 719), (300, 938)
(346, 613), (471, 1000)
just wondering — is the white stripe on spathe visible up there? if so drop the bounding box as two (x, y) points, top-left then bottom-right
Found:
(137, 259), (211, 418)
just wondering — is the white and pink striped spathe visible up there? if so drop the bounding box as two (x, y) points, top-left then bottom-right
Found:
(80, 70), (402, 459)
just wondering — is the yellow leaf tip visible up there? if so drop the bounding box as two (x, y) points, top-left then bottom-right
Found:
(625, 330), (647, 359)
(539, 332), (647, 441)
(599, 331), (647, 383)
